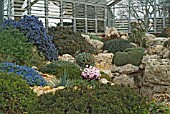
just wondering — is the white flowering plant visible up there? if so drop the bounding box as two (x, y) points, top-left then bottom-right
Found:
(81, 65), (101, 80)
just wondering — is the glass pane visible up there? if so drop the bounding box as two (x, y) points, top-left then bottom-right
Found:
(48, 1), (60, 17)
(87, 20), (95, 32)
(76, 19), (85, 32)
(75, 4), (85, 18)
(87, 5), (95, 19)
(63, 2), (73, 18)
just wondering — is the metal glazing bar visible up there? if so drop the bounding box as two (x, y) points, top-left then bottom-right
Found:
(128, 0), (131, 32)
(154, 0), (156, 33)
(95, 5), (97, 33)
(85, 3), (87, 33)
(27, 0), (31, 15)
(73, 2), (76, 32)
(60, 0), (63, 26)
(44, 0), (49, 29)
(0, 0), (4, 25)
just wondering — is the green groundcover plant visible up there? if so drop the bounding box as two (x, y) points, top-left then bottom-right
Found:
(0, 72), (37, 114)
(33, 81), (149, 114)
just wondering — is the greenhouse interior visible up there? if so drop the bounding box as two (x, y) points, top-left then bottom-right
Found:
(1, 0), (170, 113)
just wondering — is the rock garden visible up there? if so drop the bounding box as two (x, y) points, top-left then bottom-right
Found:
(0, 15), (170, 114)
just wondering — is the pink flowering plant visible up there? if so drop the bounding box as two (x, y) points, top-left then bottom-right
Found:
(81, 65), (101, 80)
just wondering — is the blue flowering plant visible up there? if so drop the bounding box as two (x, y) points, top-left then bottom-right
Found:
(0, 62), (47, 86)
(2, 15), (58, 61)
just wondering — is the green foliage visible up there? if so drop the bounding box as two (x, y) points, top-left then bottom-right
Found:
(89, 34), (103, 42)
(39, 61), (81, 80)
(0, 72), (37, 114)
(124, 47), (145, 53)
(148, 101), (170, 114)
(160, 27), (170, 38)
(48, 26), (95, 57)
(34, 81), (149, 114)
(113, 48), (144, 66)
(163, 39), (170, 47)
(0, 29), (45, 66)
(58, 69), (68, 87)
(128, 29), (146, 47)
(103, 39), (135, 54)
(75, 52), (95, 68)
(100, 71), (113, 82)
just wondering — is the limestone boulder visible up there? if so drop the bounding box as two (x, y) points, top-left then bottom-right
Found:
(145, 33), (156, 47)
(111, 64), (139, 74)
(144, 64), (170, 86)
(94, 53), (114, 70)
(81, 34), (103, 52)
(113, 74), (135, 87)
(105, 27), (120, 38)
(58, 54), (76, 63)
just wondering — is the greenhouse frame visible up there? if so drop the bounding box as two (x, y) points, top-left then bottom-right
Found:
(1, 0), (170, 33)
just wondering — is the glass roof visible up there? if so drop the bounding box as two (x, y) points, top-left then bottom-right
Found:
(68, 0), (122, 6)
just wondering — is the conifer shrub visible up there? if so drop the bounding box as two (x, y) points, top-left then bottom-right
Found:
(103, 39), (135, 54)
(39, 61), (81, 80)
(75, 52), (95, 68)
(113, 48), (144, 66)
(34, 81), (149, 114)
(0, 72), (37, 114)
(48, 26), (95, 56)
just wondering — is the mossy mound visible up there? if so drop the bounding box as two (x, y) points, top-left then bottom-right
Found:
(113, 48), (144, 66)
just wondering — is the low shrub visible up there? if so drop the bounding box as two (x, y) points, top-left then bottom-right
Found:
(163, 39), (170, 47)
(113, 48), (144, 66)
(103, 39), (135, 54)
(89, 34), (103, 42)
(0, 62), (47, 86)
(128, 21), (146, 47)
(0, 29), (41, 66)
(75, 52), (95, 68)
(48, 26), (95, 56)
(0, 72), (37, 114)
(34, 81), (149, 114)
(160, 27), (170, 38)
(0, 29), (46, 67)
(100, 71), (113, 82)
(39, 61), (81, 80)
